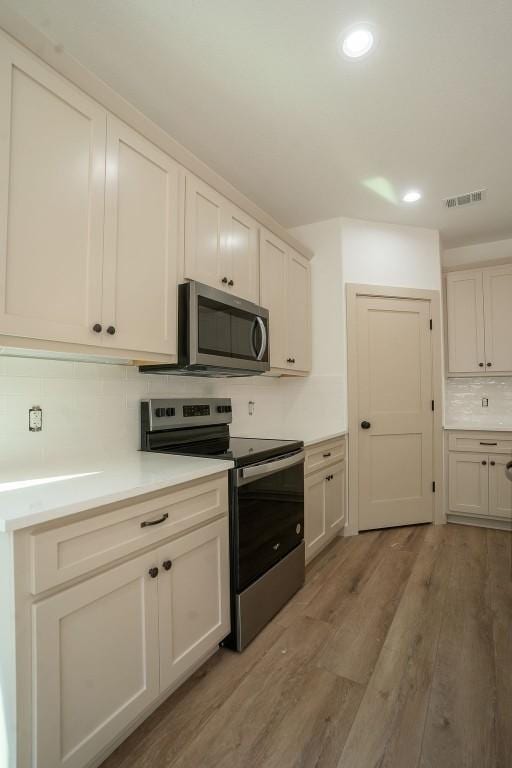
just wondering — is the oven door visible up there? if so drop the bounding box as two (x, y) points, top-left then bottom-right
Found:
(234, 451), (305, 592)
(188, 281), (269, 373)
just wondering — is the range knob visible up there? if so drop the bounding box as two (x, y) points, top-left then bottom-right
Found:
(166, 407), (175, 417)
(155, 408), (165, 417)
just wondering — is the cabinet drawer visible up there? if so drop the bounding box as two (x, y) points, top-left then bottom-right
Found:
(448, 432), (512, 455)
(305, 438), (345, 476)
(30, 475), (228, 594)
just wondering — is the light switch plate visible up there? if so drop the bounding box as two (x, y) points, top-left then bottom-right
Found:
(29, 406), (42, 432)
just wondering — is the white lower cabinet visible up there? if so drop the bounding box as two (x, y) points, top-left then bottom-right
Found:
(447, 431), (512, 525)
(33, 550), (160, 768)
(31, 514), (229, 768)
(304, 440), (346, 563)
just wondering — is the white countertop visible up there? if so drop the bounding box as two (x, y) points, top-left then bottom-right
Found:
(302, 432), (347, 447)
(0, 452), (234, 532)
(444, 424), (512, 433)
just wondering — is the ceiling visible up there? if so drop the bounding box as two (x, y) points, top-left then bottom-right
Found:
(5, 0), (512, 247)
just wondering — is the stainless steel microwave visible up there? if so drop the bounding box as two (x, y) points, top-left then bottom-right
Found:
(139, 281), (270, 377)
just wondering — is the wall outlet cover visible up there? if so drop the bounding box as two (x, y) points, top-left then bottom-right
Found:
(29, 406), (42, 432)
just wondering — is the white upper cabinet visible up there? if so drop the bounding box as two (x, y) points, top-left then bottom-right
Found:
(446, 264), (512, 374)
(482, 264), (512, 373)
(0, 37), (106, 346)
(102, 116), (179, 356)
(446, 269), (485, 373)
(184, 174), (259, 303)
(260, 229), (311, 374)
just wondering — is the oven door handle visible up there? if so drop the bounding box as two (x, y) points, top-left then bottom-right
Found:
(238, 450), (305, 485)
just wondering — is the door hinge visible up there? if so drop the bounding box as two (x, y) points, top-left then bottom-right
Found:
(432, 400), (435, 411)
(432, 481), (436, 493)
(429, 319), (433, 330)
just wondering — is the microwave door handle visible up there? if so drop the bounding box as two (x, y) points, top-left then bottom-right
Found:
(255, 316), (267, 361)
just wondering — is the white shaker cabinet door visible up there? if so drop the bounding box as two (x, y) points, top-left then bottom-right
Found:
(448, 453), (489, 516)
(286, 248), (311, 373)
(102, 116), (179, 356)
(489, 455), (512, 519)
(325, 460), (346, 535)
(225, 203), (260, 303)
(184, 174), (227, 290)
(260, 228), (288, 370)
(304, 469), (327, 563)
(33, 551), (160, 768)
(158, 517), (230, 692)
(482, 264), (512, 373)
(446, 270), (486, 373)
(0, 37), (106, 345)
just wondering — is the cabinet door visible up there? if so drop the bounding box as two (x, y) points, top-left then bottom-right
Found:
(489, 456), (512, 519)
(102, 117), (179, 356)
(226, 203), (260, 303)
(325, 460), (346, 534)
(0, 37), (106, 346)
(184, 174), (226, 290)
(33, 551), (159, 768)
(448, 453), (489, 516)
(482, 264), (512, 373)
(446, 270), (485, 373)
(304, 470), (327, 562)
(286, 249), (312, 372)
(158, 517), (230, 691)
(260, 229), (288, 369)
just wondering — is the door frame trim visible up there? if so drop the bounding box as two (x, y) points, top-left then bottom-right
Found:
(346, 283), (445, 535)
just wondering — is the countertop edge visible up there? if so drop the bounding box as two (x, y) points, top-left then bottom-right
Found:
(443, 425), (512, 433)
(0, 461), (234, 533)
(303, 432), (347, 447)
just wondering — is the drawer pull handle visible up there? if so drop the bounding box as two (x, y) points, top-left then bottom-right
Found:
(480, 442), (498, 446)
(323, 452), (332, 458)
(140, 512), (169, 528)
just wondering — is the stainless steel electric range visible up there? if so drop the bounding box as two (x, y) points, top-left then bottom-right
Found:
(140, 398), (305, 651)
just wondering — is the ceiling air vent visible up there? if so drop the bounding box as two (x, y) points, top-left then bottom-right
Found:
(444, 189), (486, 209)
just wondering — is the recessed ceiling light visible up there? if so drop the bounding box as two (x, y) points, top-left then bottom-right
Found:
(402, 190), (422, 203)
(340, 26), (375, 59)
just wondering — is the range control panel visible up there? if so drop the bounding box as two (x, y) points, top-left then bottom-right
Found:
(142, 398), (233, 431)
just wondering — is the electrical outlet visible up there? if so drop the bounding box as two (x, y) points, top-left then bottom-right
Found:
(29, 406), (42, 432)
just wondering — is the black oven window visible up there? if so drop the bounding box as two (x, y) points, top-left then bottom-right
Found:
(198, 296), (268, 361)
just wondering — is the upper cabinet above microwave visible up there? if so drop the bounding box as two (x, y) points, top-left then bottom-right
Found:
(260, 229), (312, 375)
(446, 264), (512, 375)
(184, 174), (260, 304)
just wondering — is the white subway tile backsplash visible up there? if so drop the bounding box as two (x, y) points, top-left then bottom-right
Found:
(445, 377), (512, 429)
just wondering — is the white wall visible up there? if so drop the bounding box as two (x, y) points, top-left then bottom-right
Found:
(443, 236), (512, 268)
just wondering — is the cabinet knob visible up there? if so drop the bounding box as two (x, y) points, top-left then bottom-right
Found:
(92, 323), (102, 333)
(486, 362), (492, 367)
(162, 559), (173, 571)
(490, 460), (496, 466)
(221, 277), (228, 284)
(148, 567), (159, 579)
(286, 357), (296, 364)
(482, 460), (487, 466)
(478, 362), (484, 367)
(228, 279), (234, 286)
(106, 325), (116, 335)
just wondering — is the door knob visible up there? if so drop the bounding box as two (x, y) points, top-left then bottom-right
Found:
(162, 559), (172, 571)
(361, 421), (371, 429)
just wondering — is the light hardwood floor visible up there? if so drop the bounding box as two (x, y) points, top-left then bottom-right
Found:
(101, 523), (512, 768)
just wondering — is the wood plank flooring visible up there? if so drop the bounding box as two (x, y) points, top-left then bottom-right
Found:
(101, 524), (512, 768)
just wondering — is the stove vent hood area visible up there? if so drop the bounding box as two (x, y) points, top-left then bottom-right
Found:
(139, 282), (270, 378)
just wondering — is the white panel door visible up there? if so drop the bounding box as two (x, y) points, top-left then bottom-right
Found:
(286, 249), (311, 372)
(304, 470), (327, 562)
(158, 517), (230, 692)
(489, 456), (512, 519)
(33, 551), (159, 768)
(357, 297), (434, 530)
(260, 229), (288, 370)
(102, 116), (179, 355)
(448, 453), (489, 516)
(446, 270), (486, 373)
(326, 460), (346, 535)
(225, 203), (260, 303)
(184, 174), (226, 289)
(482, 264), (512, 373)
(0, 37), (106, 345)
